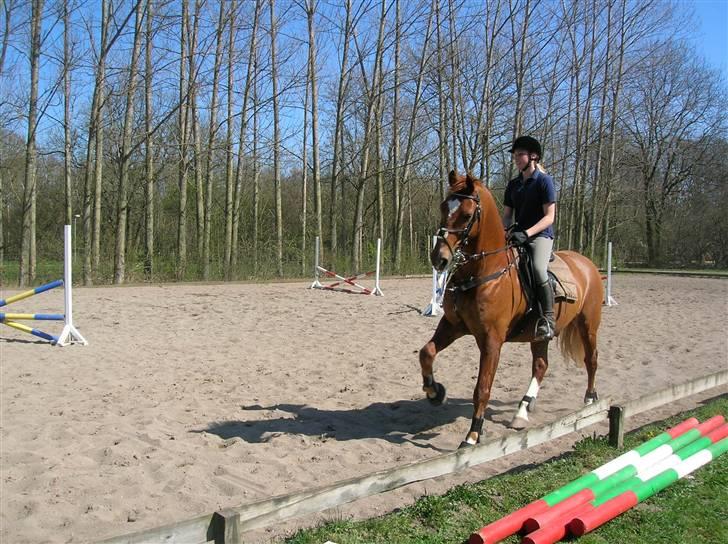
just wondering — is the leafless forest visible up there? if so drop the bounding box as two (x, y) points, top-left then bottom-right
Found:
(1, 0), (726, 286)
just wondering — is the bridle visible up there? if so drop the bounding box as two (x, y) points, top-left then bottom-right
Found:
(436, 192), (482, 256)
(435, 191), (517, 293)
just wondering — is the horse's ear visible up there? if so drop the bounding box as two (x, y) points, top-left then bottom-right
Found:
(448, 170), (459, 188)
(465, 171), (476, 193)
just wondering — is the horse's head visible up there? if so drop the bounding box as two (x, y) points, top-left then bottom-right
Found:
(431, 170), (482, 272)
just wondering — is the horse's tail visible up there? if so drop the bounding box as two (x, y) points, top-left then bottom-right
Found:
(558, 318), (585, 366)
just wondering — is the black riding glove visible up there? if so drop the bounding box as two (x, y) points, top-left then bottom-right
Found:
(508, 227), (530, 246)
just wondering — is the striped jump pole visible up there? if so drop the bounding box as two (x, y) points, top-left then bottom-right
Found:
(0, 225), (87, 346)
(310, 237), (383, 296)
(520, 415), (726, 544)
(568, 427), (728, 538)
(468, 416), (700, 544)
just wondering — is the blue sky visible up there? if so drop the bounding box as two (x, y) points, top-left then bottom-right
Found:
(690, 0), (728, 79)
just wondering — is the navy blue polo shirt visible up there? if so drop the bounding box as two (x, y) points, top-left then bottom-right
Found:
(504, 170), (557, 239)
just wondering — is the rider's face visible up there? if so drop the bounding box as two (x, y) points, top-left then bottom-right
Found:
(512, 149), (531, 171)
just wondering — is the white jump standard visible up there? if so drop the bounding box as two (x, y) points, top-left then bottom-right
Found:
(422, 235), (448, 316)
(310, 236), (383, 296)
(0, 225), (87, 346)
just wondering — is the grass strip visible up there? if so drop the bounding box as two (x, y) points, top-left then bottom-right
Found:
(285, 395), (727, 544)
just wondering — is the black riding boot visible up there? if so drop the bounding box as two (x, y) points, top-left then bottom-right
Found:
(535, 281), (555, 341)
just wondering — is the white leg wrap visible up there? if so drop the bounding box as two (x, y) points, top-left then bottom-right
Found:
(515, 377), (541, 421)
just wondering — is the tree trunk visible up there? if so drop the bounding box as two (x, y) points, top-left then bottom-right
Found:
(232, 0), (260, 273)
(397, 6), (433, 267)
(352, 0), (386, 271)
(434, 0), (448, 199)
(63, 0), (72, 227)
(177, 0), (190, 280)
(113, 0), (143, 284)
(143, 0), (154, 280)
(307, 0), (322, 253)
(207, 0), (226, 280)
(301, 62), (309, 275)
(391, 0), (401, 269)
(19, 0), (44, 287)
(223, 0), (236, 280)
(270, 0), (283, 277)
(329, 0), (352, 259)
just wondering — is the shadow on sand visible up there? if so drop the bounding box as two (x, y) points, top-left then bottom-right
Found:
(201, 397), (515, 450)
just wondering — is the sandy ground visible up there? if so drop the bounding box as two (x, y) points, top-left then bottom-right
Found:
(0, 274), (726, 543)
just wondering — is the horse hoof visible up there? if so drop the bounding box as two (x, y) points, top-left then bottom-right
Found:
(458, 440), (475, 449)
(427, 382), (447, 406)
(509, 417), (529, 430)
(584, 391), (599, 405)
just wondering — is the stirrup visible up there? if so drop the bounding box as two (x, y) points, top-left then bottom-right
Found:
(534, 317), (554, 341)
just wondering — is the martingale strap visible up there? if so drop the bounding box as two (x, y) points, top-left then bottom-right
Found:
(448, 261), (516, 293)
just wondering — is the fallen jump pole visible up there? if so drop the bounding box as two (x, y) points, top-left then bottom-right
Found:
(520, 424), (728, 544)
(568, 429), (728, 538)
(468, 416), (701, 544)
(520, 415), (726, 544)
(0, 225), (87, 346)
(310, 236), (383, 296)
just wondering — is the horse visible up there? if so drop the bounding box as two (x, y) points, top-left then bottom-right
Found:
(419, 171), (603, 448)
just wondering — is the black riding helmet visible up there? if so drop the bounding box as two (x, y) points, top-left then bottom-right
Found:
(509, 135), (542, 160)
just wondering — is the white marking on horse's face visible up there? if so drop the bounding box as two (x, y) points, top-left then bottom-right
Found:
(447, 198), (461, 217)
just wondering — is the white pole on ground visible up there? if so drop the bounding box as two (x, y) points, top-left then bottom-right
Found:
(606, 241), (618, 306)
(57, 224), (88, 346)
(422, 235), (447, 316)
(372, 238), (383, 296)
(310, 236), (323, 289)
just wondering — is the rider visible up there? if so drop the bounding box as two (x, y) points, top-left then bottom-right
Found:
(502, 135), (557, 341)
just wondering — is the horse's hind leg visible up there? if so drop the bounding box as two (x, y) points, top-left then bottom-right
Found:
(510, 340), (549, 430)
(578, 315), (599, 404)
(419, 317), (465, 406)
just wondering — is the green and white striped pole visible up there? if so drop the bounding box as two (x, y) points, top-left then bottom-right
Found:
(569, 431), (728, 536)
(522, 414), (725, 535)
(522, 421), (728, 544)
(468, 416), (702, 544)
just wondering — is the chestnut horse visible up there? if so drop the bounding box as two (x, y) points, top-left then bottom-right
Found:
(420, 171), (603, 448)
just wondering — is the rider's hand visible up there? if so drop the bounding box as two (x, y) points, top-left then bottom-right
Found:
(507, 227), (530, 246)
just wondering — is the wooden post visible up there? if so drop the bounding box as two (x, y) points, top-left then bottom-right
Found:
(211, 509), (240, 544)
(608, 404), (625, 448)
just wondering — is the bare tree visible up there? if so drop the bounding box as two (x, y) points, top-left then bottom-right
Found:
(270, 0), (283, 276)
(19, 0), (44, 286)
(351, 0), (386, 271)
(113, 0), (143, 284)
(62, 0), (74, 227)
(143, 0), (154, 280)
(395, 3), (433, 268)
(232, 0), (261, 273)
(207, 0), (227, 280)
(307, 0), (322, 253)
(328, 0), (352, 259)
(222, 0), (236, 279)
(177, 0), (190, 280)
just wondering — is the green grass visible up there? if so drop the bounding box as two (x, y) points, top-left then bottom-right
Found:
(284, 396), (728, 544)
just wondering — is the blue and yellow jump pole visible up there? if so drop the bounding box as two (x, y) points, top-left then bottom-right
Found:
(0, 280), (65, 343)
(1, 226), (87, 346)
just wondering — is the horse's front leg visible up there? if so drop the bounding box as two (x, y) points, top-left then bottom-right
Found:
(510, 340), (549, 430)
(462, 335), (504, 447)
(419, 317), (465, 406)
